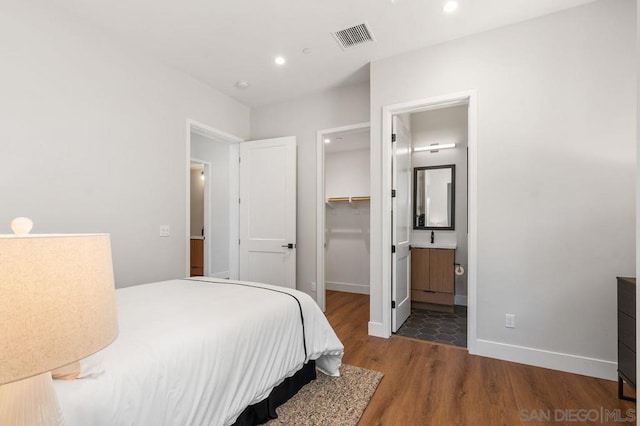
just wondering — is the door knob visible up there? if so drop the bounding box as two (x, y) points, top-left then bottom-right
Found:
(281, 243), (295, 249)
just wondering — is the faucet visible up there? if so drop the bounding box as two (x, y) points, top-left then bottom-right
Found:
(430, 231), (435, 244)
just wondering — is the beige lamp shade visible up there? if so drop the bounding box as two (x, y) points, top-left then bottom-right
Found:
(0, 233), (118, 385)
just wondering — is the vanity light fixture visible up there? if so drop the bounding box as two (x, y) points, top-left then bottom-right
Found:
(413, 143), (456, 152)
(442, 0), (459, 13)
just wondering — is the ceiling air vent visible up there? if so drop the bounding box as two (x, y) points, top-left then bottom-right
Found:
(332, 22), (376, 50)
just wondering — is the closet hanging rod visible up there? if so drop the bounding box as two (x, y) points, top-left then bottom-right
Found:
(326, 196), (371, 203)
(326, 197), (351, 203)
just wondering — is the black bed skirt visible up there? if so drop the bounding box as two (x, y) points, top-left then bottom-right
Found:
(231, 360), (317, 426)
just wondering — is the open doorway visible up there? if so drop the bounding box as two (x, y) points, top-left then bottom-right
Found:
(392, 104), (469, 348)
(189, 161), (208, 276)
(375, 91), (477, 350)
(190, 133), (232, 279)
(186, 119), (242, 280)
(316, 122), (370, 316)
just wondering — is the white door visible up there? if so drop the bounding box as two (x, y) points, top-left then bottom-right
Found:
(239, 137), (297, 288)
(392, 115), (412, 332)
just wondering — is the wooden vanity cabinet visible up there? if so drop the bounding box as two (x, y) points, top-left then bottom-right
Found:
(411, 248), (455, 312)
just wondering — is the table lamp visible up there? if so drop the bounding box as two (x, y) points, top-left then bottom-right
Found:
(0, 218), (118, 425)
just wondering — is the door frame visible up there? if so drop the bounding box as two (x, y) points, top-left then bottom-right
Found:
(379, 90), (478, 354)
(189, 158), (211, 276)
(391, 114), (412, 332)
(186, 118), (243, 279)
(316, 122), (370, 312)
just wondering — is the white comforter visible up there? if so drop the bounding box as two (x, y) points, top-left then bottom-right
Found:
(53, 278), (344, 426)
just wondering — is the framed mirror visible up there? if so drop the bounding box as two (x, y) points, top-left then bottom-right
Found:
(413, 164), (455, 230)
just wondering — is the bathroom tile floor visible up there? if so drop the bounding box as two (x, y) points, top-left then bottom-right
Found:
(396, 305), (467, 348)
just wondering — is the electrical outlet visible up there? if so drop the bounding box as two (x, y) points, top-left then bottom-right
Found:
(505, 314), (516, 328)
(311, 281), (317, 291)
(159, 225), (170, 237)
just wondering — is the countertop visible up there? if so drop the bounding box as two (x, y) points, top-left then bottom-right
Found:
(411, 242), (456, 249)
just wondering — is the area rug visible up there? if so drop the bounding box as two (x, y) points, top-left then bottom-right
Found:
(266, 364), (383, 426)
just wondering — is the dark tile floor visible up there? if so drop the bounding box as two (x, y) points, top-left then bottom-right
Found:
(396, 306), (467, 348)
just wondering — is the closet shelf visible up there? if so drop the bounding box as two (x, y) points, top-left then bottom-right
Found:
(326, 196), (371, 204)
(326, 196), (370, 209)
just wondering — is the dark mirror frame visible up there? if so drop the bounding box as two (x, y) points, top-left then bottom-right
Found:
(413, 164), (456, 231)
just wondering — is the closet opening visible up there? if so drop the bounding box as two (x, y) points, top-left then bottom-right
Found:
(391, 103), (470, 348)
(316, 123), (370, 321)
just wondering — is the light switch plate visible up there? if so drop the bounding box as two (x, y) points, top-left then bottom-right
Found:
(505, 314), (515, 328)
(159, 225), (170, 237)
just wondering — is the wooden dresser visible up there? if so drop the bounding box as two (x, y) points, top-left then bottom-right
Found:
(411, 248), (455, 312)
(617, 276), (636, 401)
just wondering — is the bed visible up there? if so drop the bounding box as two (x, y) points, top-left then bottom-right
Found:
(53, 277), (344, 426)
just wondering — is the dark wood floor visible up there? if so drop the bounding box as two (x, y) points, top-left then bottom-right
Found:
(325, 290), (636, 425)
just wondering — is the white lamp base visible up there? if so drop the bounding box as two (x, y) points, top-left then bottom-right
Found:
(0, 372), (64, 426)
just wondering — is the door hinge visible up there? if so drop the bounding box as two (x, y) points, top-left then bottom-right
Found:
(239, 156), (241, 163)
(409, 244), (412, 250)
(238, 239), (241, 245)
(391, 189), (396, 198)
(238, 198), (241, 204)
(391, 134), (397, 143)
(391, 300), (396, 309)
(391, 245), (396, 253)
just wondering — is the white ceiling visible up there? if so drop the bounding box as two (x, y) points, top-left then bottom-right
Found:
(40, 0), (595, 108)
(325, 128), (370, 153)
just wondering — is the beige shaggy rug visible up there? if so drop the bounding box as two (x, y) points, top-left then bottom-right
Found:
(266, 364), (384, 426)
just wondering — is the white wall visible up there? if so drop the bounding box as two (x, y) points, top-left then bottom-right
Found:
(410, 105), (468, 302)
(370, 0), (635, 379)
(325, 149), (371, 198)
(325, 148), (371, 294)
(251, 82), (370, 297)
(0, 2), (250, 287)
(191, 133), (232, 277)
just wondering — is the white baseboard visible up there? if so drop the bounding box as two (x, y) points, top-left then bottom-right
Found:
(475, 339), (617, 381)
(208, 270), (230, 279)
(454, 295), (467, 306)
(368, 321), (387, 338)
(326, 281), (370, 295)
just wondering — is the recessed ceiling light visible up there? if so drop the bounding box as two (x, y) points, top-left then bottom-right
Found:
(274, 56), (286, 65)
(235, 80), (250, 89)
(442, 0), (458, 13)
(324, 138), (331, 144)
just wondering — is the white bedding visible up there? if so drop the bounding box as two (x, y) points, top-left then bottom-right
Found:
(53, 278), (344, 426)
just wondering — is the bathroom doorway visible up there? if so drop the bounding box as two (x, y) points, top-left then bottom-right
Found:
(391, 103), (470, 348)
